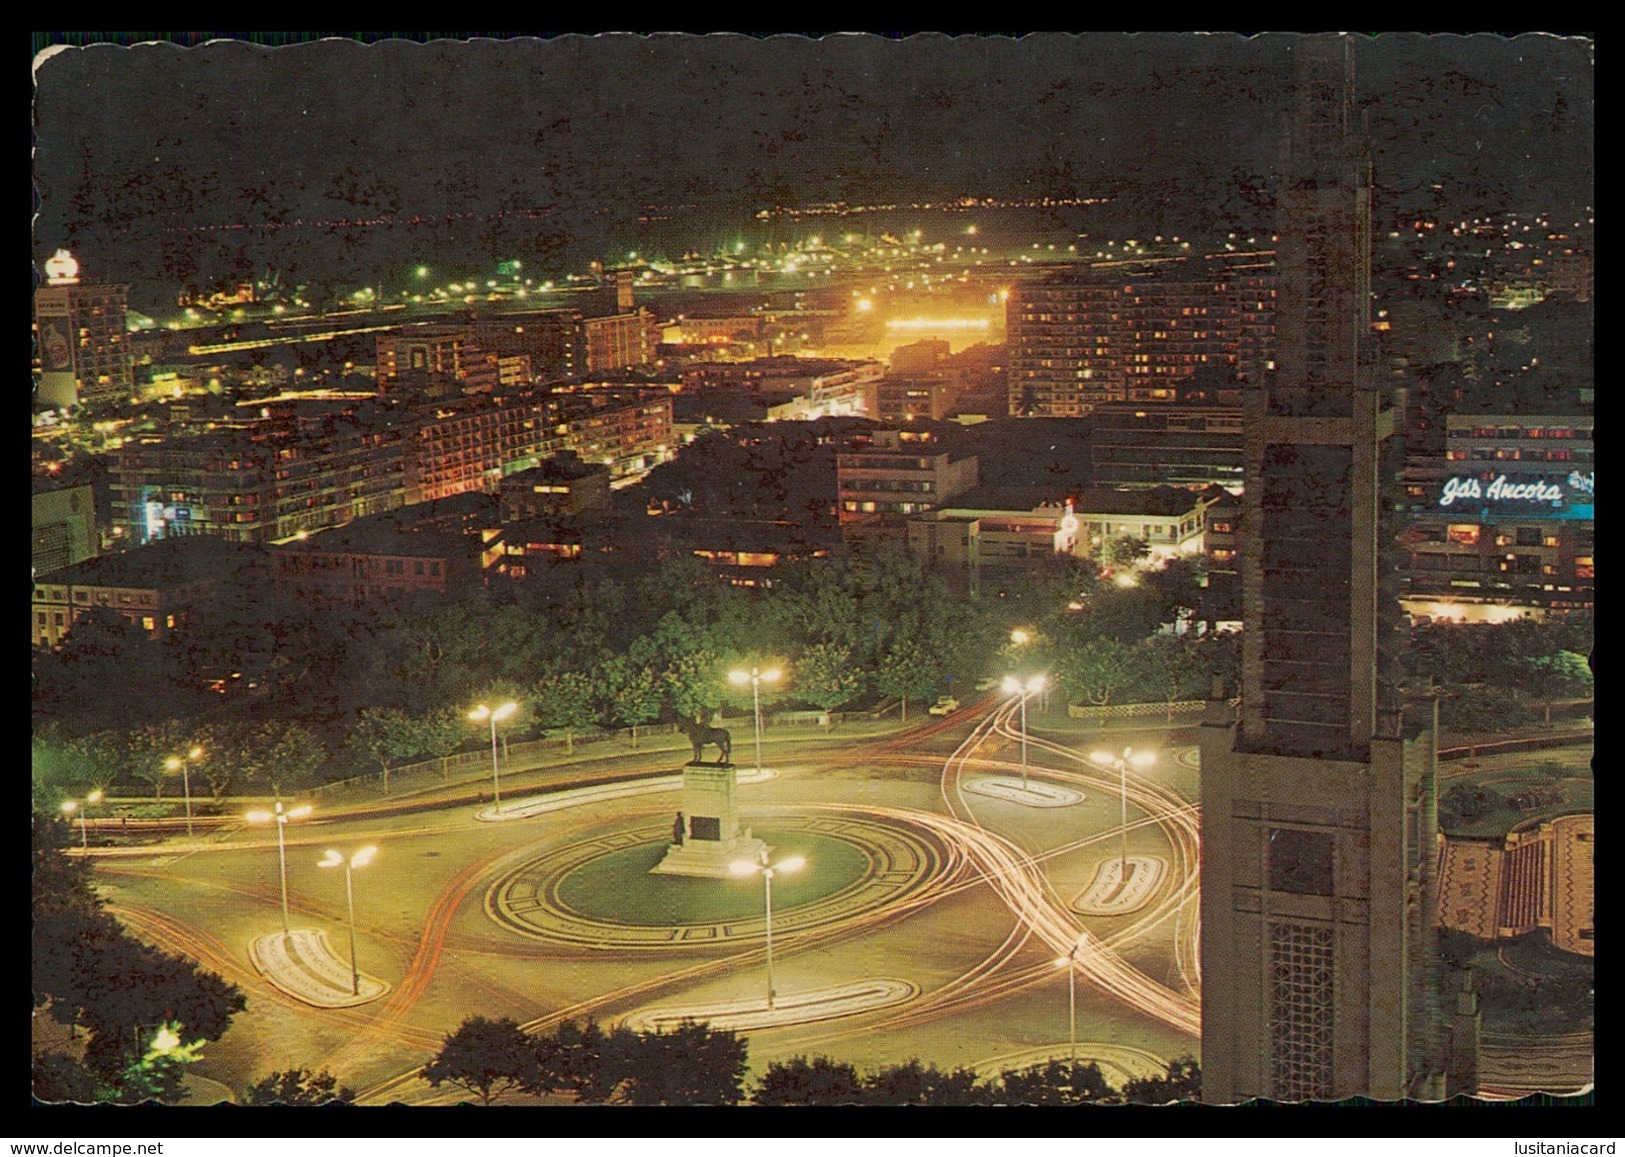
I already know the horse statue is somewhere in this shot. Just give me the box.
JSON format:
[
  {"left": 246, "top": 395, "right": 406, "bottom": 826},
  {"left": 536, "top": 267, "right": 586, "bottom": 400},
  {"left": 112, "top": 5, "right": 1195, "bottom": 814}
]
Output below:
[{"left": 676, "top": 715, "right": 731, "bottom": 764}]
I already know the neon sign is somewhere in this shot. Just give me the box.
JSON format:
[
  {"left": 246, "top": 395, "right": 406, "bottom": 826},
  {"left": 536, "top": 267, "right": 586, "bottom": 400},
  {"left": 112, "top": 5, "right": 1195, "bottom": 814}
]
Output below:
[
  {"left": 1439, "top": 475, "right": 1564, "bottom": 507},
  {"left": 1434, "top": 472, "right": 1594, "bottom": 521}
]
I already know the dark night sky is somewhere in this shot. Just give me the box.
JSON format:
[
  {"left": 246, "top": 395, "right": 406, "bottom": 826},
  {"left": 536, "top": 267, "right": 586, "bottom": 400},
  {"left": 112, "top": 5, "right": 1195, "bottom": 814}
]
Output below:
[{"left": 31, "top": 32, "right": 1593, "bottom": 293}]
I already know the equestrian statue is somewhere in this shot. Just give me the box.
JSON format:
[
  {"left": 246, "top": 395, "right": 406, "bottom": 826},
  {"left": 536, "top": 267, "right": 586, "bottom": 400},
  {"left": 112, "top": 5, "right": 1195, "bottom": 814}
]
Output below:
[{"left": 676, "top": 715, "right": 731, "bottom": 765}]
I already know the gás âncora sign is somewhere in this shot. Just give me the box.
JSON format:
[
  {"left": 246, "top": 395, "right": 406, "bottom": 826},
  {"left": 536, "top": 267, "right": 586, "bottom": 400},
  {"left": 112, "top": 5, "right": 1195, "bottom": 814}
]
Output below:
[{"left": 1439, "top": 474, "right": 1566, "bottom": 508}]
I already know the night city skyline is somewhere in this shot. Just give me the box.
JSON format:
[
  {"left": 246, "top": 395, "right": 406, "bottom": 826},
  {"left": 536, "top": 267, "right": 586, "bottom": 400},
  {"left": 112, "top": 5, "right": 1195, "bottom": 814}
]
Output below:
[
  {"left": 34, "top": 33, "right": 1593, "bottom": 304},
  {"left": 32, "top": 32, "right": 1592, "bottom": 1114}
]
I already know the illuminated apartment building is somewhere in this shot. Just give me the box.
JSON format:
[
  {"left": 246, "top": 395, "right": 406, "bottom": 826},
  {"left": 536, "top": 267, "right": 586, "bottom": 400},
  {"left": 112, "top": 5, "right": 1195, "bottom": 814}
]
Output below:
[
  {"left": 1404, "top": 407, "right": 1593, "bottom": 610},
  {"left": 1006, "top": 254, "right": 1275, "bottom": 417},
  {"left": 110, "top": 417, "right": 408, "bottom": 545},
  {"left": 582, "top": 311, "right": 661, "bottom": 372},
  {"left": 836, "top": 429, "right": 978, "bottom": 527},
  {"left": 34, "top": 250, "right": 133, "bottom": 409}
]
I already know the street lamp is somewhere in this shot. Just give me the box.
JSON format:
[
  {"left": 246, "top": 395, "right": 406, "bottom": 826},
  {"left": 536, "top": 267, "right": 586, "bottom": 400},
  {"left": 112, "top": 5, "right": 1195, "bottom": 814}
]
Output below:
[
  {"left": 469, "top": 702, "right": 519, "bottom": 810},
  {"left": 60, "top": 790, "right": 103, "bottom": 851},
  {"left": 728, "top": 667, "right": 782, "bottom": 773},
  {"left": 731, "top": 849, "right": 805, "bottom": 1010},
  {"left": 1001, "top": 674, "right": 1048, "bottom": 790},
  {"left": 318, "top": 845, "right": 377, "bottom": 996},
  {"left": 164, "top": 747, "right": 203, "bottom": 839},
  {"left": 1010, "top": 628, "right": 1032, "bottom": 646},
  {"left": 1091, "top": 746, "right": 1157, "bottom": 876},
  {"left": 1054, "top": 932, "right": 1088, "bottom": 1063},
  {"left": 246, "top": 801, "right": 314, "bottom": 938}
]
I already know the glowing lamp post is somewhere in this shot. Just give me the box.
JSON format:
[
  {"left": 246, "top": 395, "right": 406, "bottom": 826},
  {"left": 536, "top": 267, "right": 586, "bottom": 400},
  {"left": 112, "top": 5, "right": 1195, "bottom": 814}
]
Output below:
[
  {"left": 469, "top": 702, "right": 519, "bottom": 810},
  {"left": 731, "top": 849, "right": 805, "bottom": 1010},
  {"left": 165, "top": 746, "right": 204, "bottom": 838},
  {"left": 60, "top": 790, "right": 103, "bottom": 851},
  {"left": 1001, "top": 674, "right": 1048, "bottom": 790},
  {"left": 728, "top": 667, "right": 781, "bottom": 773},
  {"left": 1054, "top": 933, "right": 1088, "bottom": 1063},
  {"left": 318, "top": 846, "right": 377, "bottom": 996},
  {"left": 1091, "top": 746, "right": 1157, "bottom": 876},
  {"left": 246, "top": 801, "right": 313, "bottom": 937}
]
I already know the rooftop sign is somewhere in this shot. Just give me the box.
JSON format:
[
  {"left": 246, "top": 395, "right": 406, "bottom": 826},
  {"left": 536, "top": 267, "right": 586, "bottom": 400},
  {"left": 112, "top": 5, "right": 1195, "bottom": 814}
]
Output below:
[{"left": 1435, "top": 471, "right": 1594, "bottom": 521}]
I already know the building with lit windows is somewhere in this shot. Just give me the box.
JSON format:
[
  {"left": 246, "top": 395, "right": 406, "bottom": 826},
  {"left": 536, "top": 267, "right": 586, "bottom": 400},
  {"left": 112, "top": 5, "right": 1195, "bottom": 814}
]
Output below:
[
  {"left": 836, "top": 429, "right": 977, "bottom": 528},
  {"left": 32, "top": 536, "right": 262, "bottom": 648},
  {"left": 469, "top": 309, "right": 582, "bottom": 381},
  {"left": 110, "top": 416, "right": 408, "bottom": 546},
  {"left": 498, "top": 453, "right": 612, "bottom": 520},
  {"left": 1199, "top": 39, "right": 1451, "bottom": 1104},
  {"left": 907, "top": 486, "right": 1212, "bottom": 592},
  {"left": 271, "top": 523, "right": 489, "bottom": 607},
  {"left": 1091, "top": 392, "right": 1245, "bottom": 488},
  {"left": 864, "top": 374, "right": 962, "bottom": 422},
  {"left": 404, "top": 392, "right": 673, "bottom": 503},
  {"left": 1007, "top": 275, "right": 1124, "bottom": 415},
  {"left": 1403, "top": 408, "right": 1593, "bottom": 610},
  {"left": 544, "top": 392, "right": 675, "bottom": 477},
  {"left": 375, "top": 324, "right": 472, "bottom": 394},
  {"left": 1006, "top": 253, "right": 1274, "bottom": 417},
  {"left": 34, "top": 250, "right": 133, "bottom": 409},
  {"left": 582, "top": 310, "right": 661, "bottom": 372}
]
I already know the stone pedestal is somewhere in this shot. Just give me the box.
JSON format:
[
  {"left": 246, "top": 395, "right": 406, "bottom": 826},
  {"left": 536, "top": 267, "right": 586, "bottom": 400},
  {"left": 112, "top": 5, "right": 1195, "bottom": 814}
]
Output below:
[{"left": 650, "top": 762, "right": 769, "bottom": 878}]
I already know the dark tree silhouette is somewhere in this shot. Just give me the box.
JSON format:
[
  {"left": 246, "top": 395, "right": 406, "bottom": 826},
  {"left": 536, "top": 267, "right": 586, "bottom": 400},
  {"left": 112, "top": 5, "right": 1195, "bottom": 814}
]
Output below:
[
  {"left": 32, "top": 811, "right": 245, "bottom": 1096},
  {"left": 619, "top": 1020, "right": 749, "bottom": 1106},
  {"left": 753, "top": 1055, "right": 865, "bottom": 1105},
  {"left": 242, "top": 1068, "right": 356, "bottom": 1106},
  {"left": 421, "top": 1016, "right": 540, "bottom": 1106},
  {"left": 992, "top": 1059, "right": 1114, "bottom": 1105},
  {"left": 1119, "top": 1057, "right": 1203, "bottom": 1104},
  {"left": 32, "top": 1052, "right": 105, "bottom": 1104},
  {"left": 859, "top": 1059, "right": 987, "bottom": 1106},
  {"left": 531, "top": 1019, "right": 638, "bottom": 1104}
]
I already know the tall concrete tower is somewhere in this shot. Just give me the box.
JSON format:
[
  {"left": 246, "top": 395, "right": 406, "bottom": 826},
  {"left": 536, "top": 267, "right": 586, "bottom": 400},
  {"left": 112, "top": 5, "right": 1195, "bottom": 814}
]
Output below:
[{"left": 1198, "top": 36, "right": 1444, "bottom": 1102}]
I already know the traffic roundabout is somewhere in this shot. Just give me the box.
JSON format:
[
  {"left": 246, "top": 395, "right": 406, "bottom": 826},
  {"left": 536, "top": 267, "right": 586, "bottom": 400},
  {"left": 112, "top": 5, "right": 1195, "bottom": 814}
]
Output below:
[{"left": 485, "top": 807, "right": 950, "bottom": 950}]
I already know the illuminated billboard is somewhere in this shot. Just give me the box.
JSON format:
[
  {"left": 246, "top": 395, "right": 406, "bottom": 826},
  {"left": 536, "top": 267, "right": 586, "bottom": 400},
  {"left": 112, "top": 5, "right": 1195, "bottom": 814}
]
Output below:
[{"left": 1434, "top": 470, "right": 1594, "bottom": 521}]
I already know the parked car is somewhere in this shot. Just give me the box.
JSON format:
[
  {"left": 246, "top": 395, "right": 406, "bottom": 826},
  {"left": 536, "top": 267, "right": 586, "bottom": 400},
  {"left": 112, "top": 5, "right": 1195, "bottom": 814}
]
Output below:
[{"left": 928, "top": 696, "right": 960, "bottom": 716}]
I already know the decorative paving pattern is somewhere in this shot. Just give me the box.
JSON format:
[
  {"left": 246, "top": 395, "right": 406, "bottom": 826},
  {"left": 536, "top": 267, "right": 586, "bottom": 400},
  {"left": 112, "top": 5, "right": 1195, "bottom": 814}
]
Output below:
[
  {"left": 485, "top": 810, "right": 946, "bottom": 950},
  {"left": 1072, "top": 856, "right": 1167, "bottom": 916},
  {"left": 1438, "top": 839, "right": 1504, "bottom": 940},
  {"left": 624, "top": 979, "right": 917, "bottom": 1033},
  {"left": 248, "top": 929, "right": 389, "bottom": 1008},
  {"left": 1480, "top": 1030, "right": 1594, "bottom": 1097},
  {"left": 964, "top": 777, "right": 1084, "bottom": 807},
  {"left": 1548, "top": 813, "right": 1594, "bottom": 956}
]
